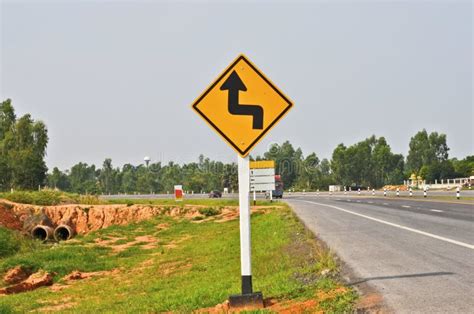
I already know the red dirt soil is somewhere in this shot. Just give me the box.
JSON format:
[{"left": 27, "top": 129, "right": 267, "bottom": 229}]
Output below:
[
  {"left": 0, "top": 199, "right": 275, "bottom": 235},
  {"left": 0, "top": 270, "right": 53, "bottom": 295},
  {"left": 3, "top": 266, "right": 32, "bottom": 285}
]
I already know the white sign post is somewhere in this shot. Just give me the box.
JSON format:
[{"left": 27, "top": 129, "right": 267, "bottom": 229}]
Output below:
[{"left": 237, "top": 156, "right": 254, "bottom": 296}]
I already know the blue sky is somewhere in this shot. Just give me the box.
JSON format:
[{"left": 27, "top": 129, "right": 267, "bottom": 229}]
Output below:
[{"left": 1, "top": 0, "right": 472, "bottom": 169}]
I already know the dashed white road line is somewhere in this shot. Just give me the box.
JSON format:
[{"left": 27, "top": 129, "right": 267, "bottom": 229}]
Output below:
[
  {"left": 301, "top": 200, "right": 474, "bottom": 250},
  {"left": 402, "top": 205, "right": 411, "bottom": 208},
  {"left": 383, "top": 203, "right": 389, "bottom": 206},
  {"left": 368, "top": 201, "right": 374, "bottom": 204},
  {"left": 430, "top": 209, "right": 444, "bottom": 213}
]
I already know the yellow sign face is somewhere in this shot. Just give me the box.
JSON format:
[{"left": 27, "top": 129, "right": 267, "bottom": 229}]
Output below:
[
  {"left": 250, "top": 160, "right": 275, "bottom": 169},
  {"left": 191, "top": 54, "right": 293, "bottom": 157}
]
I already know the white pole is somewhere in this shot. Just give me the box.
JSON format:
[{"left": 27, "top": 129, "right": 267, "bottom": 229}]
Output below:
[
  {"left": 383, "top": 188, "right": 387, "bottom": 197},
  {"left": 253, "top": 190, "right": 256, "bottom": 206},
  {"left": 238, "top": 155, "right": 252, "bottom": 294},
  {"left": 269, "top": 190, "right": 273, "bottom": 202},
  {"left": 456, "top": 186, "right": 460, "bottom": 199}
]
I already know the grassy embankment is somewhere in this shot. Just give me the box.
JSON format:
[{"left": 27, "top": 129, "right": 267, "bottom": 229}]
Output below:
[{"left": 0, "top": 193, "right": 356, "bottom": 313}]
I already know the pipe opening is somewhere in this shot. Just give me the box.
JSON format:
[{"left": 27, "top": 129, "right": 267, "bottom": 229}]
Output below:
[
  {"left": 54, "top": 225, "right": 74, "bottom": 241},
  {"left": 32, "top": 226, "right": 50, "bottom": 241}
]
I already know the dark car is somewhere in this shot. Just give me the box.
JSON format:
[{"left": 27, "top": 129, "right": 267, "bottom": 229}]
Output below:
[{"left": 208, "top": 190, "right": 222, "bottom": 198}]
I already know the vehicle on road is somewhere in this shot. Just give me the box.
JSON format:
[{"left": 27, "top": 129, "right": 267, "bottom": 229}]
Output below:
[
  {"left": 272, "top": 175, "right": 284, "bottom": 198},
  {"left": 208, "top": 190, "right": 222, "bottom": 198}
]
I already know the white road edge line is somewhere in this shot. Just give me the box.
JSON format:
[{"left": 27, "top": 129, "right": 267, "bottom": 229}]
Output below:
[{"left": 301, "top": 200, "right": 474, "bottom": 250}]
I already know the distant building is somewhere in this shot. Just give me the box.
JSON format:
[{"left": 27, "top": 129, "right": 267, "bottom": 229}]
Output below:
[{"left": 329, "top": 185, "right": 342, "bottom": 192}]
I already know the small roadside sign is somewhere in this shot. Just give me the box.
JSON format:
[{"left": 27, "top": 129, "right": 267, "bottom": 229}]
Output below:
[
  {"left": 191, "top": 55, "right": 293, "bottom": 157},
  {"left": 250, "top": 160, "right": 276, "bottom": 192},
  {"left": 174, "top": 185, "right": 183, "bottom": 201}
]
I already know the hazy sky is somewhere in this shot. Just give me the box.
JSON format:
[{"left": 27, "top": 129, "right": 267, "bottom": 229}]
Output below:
[{"left": 1, "top": 0, "right": 472, "bottom": 170}]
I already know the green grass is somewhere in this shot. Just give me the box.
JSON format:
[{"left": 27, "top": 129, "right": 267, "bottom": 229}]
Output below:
[
  {"left": 105, "top": 198, "right": 278, "bottom": 207},
  {"left": 0, "top": 190, "right": 280, "bottom": 207},
  {"left": 0, "top": 227, "right": 42, "bottom": 259},
  {"left": 0, "top": 190, "right": 104, "bottom": 206},
  {"left": 0, "top": 228, "right": 21, "bottom": 258},
  {"left": 0, "top": 203, "right": 356, "bottom": 312}
]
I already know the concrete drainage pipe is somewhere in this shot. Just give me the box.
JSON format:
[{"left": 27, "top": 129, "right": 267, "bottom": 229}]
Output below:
[
  {"left": 53, "top": 224, "right": 75, "bottom": 241},
  {"left": 31, "top": 225, "right": 54, "bottom": 241}
]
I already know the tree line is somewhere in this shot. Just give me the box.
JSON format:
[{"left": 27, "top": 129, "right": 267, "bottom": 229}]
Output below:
[{"left": 1, "top": 99, "right": 472, "bottom": 193}]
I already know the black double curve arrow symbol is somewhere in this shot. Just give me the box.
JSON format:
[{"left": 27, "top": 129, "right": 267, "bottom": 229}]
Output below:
[{"left": 220, "top": 71, "right": 264, "bottom": 130}]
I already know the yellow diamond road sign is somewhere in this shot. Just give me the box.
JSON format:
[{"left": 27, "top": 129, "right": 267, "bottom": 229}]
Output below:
[{"left": 191, "top": 54, "right": 293, "bottom": 157}]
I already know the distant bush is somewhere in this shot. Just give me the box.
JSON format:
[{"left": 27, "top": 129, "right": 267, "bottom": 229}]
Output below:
[
  {"left": 77, "top": 194, "right": 105, "bottom": 205},
  {"left": 198, "top": 207, "right": 221, "bottom": 217},
  {"left": 0, "top": 190, "right": 103, "bottom": 205},
  {"left": 0, "top": 227, "right": 21, "bottom": 258},
  {"left": 0, "top": 190, "right": 62, "bottom": 205}
]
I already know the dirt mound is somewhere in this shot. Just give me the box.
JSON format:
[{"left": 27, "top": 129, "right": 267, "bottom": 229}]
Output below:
[
  {"left": 1, "top": 199, "right": 276, "bottom": 236},
  {"left": 0, "top": 202, "right": 23, "bottom": 230},
  {"left": 383, "top": 185, "right": 408, "bottom": 191},
  {"left": 198, "top": 298, "right": 320, "bottom": 313},
  {"left": 198, "top": 286, "right": 350, "bottom": 313},
  {"left": 3, "top": 266, "right": 32, "bottom": 285},
  {"left": 62, "top": 269, "right": 118, "bottom": 281},
  {"left": 0, "top": 200, "right": 203, "bottom": 235},
  {"left": 0, "top": 270, "right": 53, "bottom": 295}
]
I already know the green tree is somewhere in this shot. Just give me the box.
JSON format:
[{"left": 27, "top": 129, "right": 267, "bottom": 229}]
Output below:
[
  {"left": 294, "top": 152, "right": 320, "bottom": 190},
  {"left": 99, "top": 158, "right": 119, "bottom": 194},
  {"left": 47, "top": 167, "right": 70, "bottom": 190},
  {"left": 69, "top": 163, "right": 99, "bottom": 194},
  {"left": 407, "top": 129, "right": 449, "bottom": 176},
  {"left": 331, "top": 136, "right": 404, "bottom": 188},
  {"left": 263, "top": 141, "right": 300, "bottom": 188},
  {"left": 331, "top": 144, "right": 348, "bottom": 186},
  {"left": 0, "top": 100, "right": 49, "bottom": 190},
  {"left": 121, "top": 164, "right": 137, "bottom": 194},
  {"left": 452, "top": 156, "right": 474, "bottom": 177}
]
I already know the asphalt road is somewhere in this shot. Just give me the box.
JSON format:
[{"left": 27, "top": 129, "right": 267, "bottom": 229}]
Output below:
[
  {"left": 286, "top": 195, "right": 474, "bottom": 313},
  {"left": 101, "top": 189, "right": 474, "bottom": 201}
]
